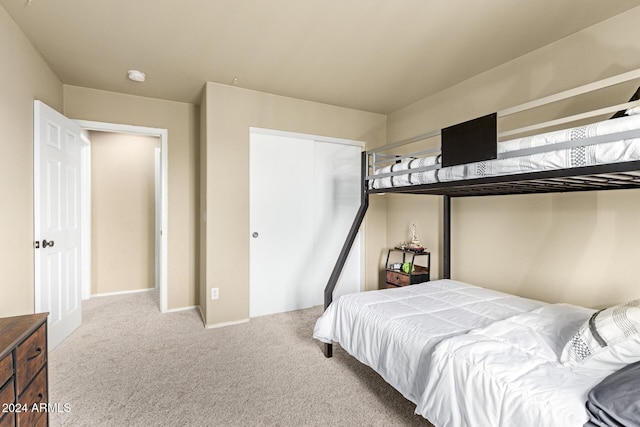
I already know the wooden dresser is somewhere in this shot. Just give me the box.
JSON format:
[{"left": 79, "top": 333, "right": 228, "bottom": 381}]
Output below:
[{"left": 0, "top": 313, "right": 48, "bottom": 427}]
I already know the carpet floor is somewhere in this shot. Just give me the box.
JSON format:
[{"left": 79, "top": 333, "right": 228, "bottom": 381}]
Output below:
[{"left": 48, "top": 291, "right": 433, "bottom": 426}]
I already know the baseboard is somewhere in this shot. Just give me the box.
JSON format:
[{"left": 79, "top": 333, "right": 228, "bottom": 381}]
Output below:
[
  {"left": 194, "top": 306, "right": 249, "bottom": 329},
  {"left": 165, "top": 305, "right": 198, "bottom": 313},
  {"left": 91, "top": 288, "right": 155, "bottom": 298},
  {"left": 204, "top": 318, "right": 249, "bottom": 329}
]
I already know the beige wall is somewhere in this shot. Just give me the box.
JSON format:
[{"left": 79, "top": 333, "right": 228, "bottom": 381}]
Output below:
[
  {"left": 5, "top": 0, "right": 637, "bottom": 321},
  {"left": 386, "top": 7, "right": 640, "bottom": 308},
  {"left": 203, "top": 83, "right": 387, "bottom": 326},
  {"left": 0, "top": 7, "right": 63, "bottom": 317},
  {"left": 90, "top": 132, "right": 158, "bottom": 295},
  {"left": 64, "top": 86, "right": 200, "bottom": 310}
]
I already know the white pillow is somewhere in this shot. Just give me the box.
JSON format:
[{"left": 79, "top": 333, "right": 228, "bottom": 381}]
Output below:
[
  {"left": 560, "top": 299, "right": 640, "bottom": 370},
  {"left": 625, "top": 106, "right": 640, "bottom": 116}
]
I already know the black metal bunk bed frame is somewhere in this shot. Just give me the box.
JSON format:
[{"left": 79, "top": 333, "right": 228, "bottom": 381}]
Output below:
[{"left": 322, "top": 69, "right": 640, "bottom": 358}]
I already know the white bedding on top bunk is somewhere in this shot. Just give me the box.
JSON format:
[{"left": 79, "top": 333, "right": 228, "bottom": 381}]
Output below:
[
  {"left": 416, "top": 303, "right": 615, "bottom": 427},
  {"left": 371, "top": 114, "right": 640, "bottom": 189},
  {"left": 312, "top": 279, "right": 544, "bottom": 405}
]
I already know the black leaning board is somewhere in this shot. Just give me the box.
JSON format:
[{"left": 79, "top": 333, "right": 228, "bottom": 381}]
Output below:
[{"left": 441, "top": 112, "right": 497, "bottom": 167}]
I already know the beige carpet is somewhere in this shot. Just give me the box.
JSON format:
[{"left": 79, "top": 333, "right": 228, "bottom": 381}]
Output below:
[{"left": 48, "top": 291, "right": 433, "bottom": 426}]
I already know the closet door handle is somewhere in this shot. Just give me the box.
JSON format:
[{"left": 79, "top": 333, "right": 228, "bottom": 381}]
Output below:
[
  {"left": 42, "top": 239, "right": 55, "bottom": 248},
  {"left": 252, "top": 232, "right": 259, "bottom": 238}
]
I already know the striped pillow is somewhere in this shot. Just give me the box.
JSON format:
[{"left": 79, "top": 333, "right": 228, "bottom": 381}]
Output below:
[{"left": 560, "top": 299, "right": 640, "bottom": 370}]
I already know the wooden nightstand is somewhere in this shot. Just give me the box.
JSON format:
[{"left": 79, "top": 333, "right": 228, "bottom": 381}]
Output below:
[{"left": 385, "top": 248, "right": 430, "bottom": 289}]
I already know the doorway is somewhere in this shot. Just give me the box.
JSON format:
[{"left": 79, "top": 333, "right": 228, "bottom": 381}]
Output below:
[
  {"left": 77, "top": 121, "right": 169, "bottom": 313},
  {"left": 88, "top": 131, "right": 160, "bottom": 298}
]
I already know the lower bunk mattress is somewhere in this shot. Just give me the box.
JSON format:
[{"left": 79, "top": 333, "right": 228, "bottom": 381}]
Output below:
[{"left": 313, "top": 279, "right": 544, "bottom": 405}]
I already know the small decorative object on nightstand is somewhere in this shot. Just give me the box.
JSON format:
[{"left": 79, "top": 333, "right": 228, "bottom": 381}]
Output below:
[{"left": 385, "top": 248, "right": 430, "bottom": 289}]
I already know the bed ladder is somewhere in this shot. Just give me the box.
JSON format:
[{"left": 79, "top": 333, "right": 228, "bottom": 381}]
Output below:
[{"left": 323, "top": 151, "right": 369, "bottom": 358}]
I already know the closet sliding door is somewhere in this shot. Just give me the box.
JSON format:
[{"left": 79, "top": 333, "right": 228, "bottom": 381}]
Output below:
[{"left": 249, "top": 129, "right": 362, "bottom": 318}]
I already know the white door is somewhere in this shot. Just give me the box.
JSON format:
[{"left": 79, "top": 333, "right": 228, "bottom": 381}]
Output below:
[
  {"left": 249, "top": 130, "right": 362, "bottom": 317},
  {"left": 34, "top": 100, "right": 82, "bottom": 349}
]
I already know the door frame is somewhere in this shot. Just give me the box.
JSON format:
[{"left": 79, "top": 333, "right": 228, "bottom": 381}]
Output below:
[
  {"left": 75, "top": 120, "right": 169, "bottom": 313},
  {"left": 250, "top": 127, "right": 366, "bottom": 148},
  {"left": 80, "top": 130, "right": 92, "bottom": 301}
]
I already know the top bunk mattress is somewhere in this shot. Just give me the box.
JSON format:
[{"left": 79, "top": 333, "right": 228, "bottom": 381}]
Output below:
[
  {"left": 313, "top": 279, "right": 544, "bottom": 405},
  {"left": 370, "top": 113, "right": 640, "bottom": 190}
]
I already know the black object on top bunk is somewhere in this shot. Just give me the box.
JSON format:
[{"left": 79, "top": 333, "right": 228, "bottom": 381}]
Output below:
[
  {"left": 441, "top": 112, "right": 497, "bottom": 167},
  {"left": 610, "top": 85, "right": 640, "bottom": 119}
]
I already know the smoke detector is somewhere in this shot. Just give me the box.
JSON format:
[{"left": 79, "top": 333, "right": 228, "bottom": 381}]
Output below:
[{"left": 127, "top": 70, "right": 146, "bottom": 83}]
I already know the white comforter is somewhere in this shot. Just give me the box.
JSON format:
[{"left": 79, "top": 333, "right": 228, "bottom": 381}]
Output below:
[
  {"left": 417, "top": 303, "right": 615, "bottom": 427},
  {"left": 313, "top": 280, "right": 543, "bottom": 405}
]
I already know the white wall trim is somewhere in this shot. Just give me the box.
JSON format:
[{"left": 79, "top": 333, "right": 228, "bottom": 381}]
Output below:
[
  {"left": 165, "top": 305, "right": 198, "bottom": 313},
  {"left": 249, "top": 126, "right": 365, "bottom": 148},
  {"left": 74, "top": 120, "right": 169, "bottom": 314},
  {"left": 204, "top": 318, "right": 250, "bottom": 329},
  {"left": 80, "top": 131, "right": 92, "bottom": 301},
  {"left": 91, "top": 288, "right": 155, "bottom": 298}
]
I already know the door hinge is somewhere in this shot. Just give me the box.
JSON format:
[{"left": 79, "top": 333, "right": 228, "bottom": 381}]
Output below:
[{"left": 34, "top": 241, "right": 40, "bottom": 249}]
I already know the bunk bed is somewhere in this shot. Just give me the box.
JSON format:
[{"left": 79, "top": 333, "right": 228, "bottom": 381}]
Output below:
[{"left": 314, "top": 69, "right": 640, "bottom": 426}]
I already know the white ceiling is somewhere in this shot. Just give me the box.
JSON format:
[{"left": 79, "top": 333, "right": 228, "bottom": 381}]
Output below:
[{"left": 3, "top": 0, "right": 640, "bottom": 113}]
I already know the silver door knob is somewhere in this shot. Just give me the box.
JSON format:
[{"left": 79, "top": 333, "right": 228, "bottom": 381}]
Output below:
[{"left": 252, "top": 232, "right": 259, "bottom": 238}]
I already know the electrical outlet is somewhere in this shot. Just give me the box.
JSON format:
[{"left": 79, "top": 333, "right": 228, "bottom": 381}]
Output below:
[{"left": 211, "top": 288, "right": 219, "bottom": 300}]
